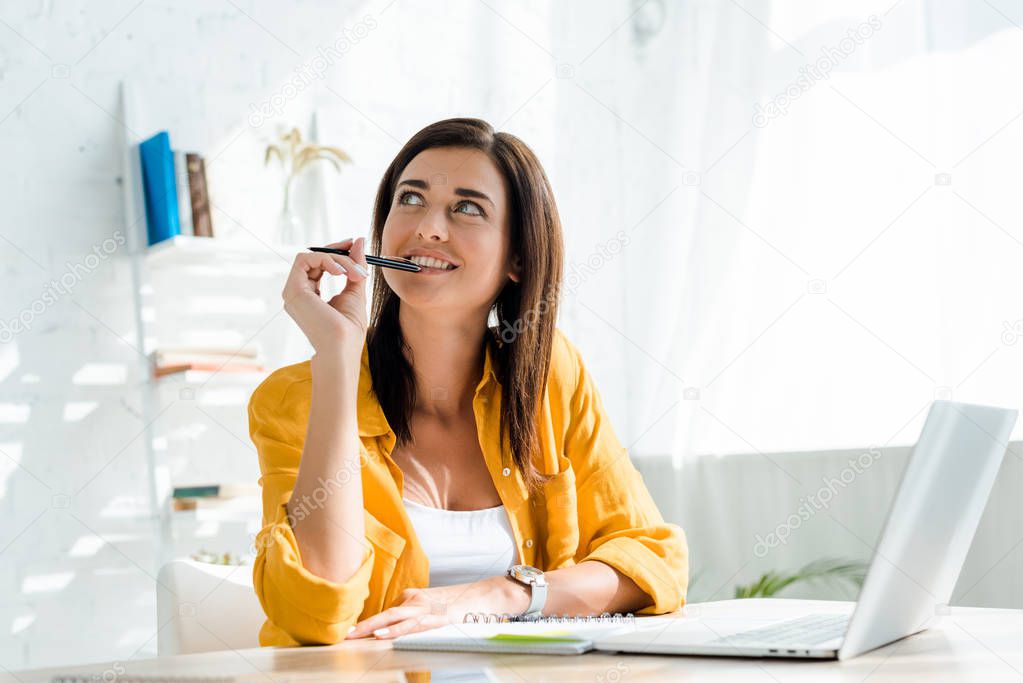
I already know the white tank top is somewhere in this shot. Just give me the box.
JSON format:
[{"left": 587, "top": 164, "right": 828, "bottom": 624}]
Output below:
[{"left": 402, "top": 498, "right": 519, "bottom": 587}]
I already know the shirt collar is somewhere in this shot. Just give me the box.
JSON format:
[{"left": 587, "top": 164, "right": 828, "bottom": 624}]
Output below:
[
  {"left": 357, "top": 341, "right": 389, "bottom": 438},
  {"left": 476, "top": 332, "right": 501, "bottom": 394},
  {"left": 357, "top": 333, "right": 500, "bottom": 438}
]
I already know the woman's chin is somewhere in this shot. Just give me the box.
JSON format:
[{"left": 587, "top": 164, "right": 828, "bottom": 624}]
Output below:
[
  {"left": 394, "top": 287, "right": 493, "bottom": 314},
  {"left": 384, "top": 269, "right": 454, "bottom": 291},
  {"left": 392, "top": 287, "right": 455, "bottom": 308}
]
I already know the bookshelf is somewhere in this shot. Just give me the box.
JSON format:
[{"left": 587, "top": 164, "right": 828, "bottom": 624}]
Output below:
[{"left": 117, "top": 81, "right": 308, "bottom": 566}]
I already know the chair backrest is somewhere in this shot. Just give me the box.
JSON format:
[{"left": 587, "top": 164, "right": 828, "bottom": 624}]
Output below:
[{"left": 156, "top": 558, "right": 264, "bottom": 655}]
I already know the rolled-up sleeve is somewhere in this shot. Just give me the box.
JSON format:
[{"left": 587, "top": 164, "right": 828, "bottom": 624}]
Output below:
[
  {"left": 248, "top": 376, "right": 372, "bottom": 645},
  {"left": 562, "top": 337, "right": 689, "bottom": 614}
]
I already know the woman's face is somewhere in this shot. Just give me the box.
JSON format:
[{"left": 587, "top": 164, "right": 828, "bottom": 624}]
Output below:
[{"left": 381, "top": 146, "right": 520, "bottom": 314}]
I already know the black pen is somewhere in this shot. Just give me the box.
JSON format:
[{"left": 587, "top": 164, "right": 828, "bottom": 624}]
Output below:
[{"left": 308, "top": 246, "right": 422, "bottom": 272}]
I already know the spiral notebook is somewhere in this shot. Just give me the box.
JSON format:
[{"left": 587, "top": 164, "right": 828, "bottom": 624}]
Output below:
[{"left": 393, "top": 612, "right": 639, "bottom": 655}]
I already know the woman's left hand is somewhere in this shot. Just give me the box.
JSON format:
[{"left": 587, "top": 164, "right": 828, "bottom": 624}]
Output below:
[{"left": 346, "top": 575, "right": 530, "bottom": 640}]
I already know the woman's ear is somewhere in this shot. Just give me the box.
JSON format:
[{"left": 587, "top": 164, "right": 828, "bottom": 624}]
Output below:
[{"left": 508, "top": 253, "right": 522, "bottom": 283}]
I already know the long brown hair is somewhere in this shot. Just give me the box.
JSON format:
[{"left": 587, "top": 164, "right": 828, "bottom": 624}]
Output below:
[{"left": 367, "top": 118, "right": 564, "bottom": 489}]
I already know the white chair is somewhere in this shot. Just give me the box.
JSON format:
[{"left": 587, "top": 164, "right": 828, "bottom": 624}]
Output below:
[{"left": 156, "top": 558, "right": 265, "bottom": 655}]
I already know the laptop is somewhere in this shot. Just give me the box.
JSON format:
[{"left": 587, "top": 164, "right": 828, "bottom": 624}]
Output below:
[{"left": 597, "top": 400, "right": 1018, "bottom": 660}]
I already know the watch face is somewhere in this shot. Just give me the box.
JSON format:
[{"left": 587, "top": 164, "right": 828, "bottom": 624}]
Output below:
[{"left": 511, "top": 564, "right": 542, "bottom": 580}]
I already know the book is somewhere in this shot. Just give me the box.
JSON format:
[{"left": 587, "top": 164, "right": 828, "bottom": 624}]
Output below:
[
  {"left": 173, "top": 483, "right": 260, "bottom": 499},
  {"left": 173, "top": 150, "right": 194, "bottom": 237},
  {"left": 153, "top": 361, "right": 266, "bottom": 378},
  {"left": 171, "top": 483, "right": 261, "bottom": 511},
  {"left": 139, "top": 131, "right": 180, "bottom": 246},
  {"left": 150, "top": 346, "right": 266, "bottom": 377},
  {"left": 171, "top": 482, "right": 261, "bottom": 509},
  {"left": 393, "top": 614, "right": 638, "bottom": 655},
  {"left": 153, "top": 351, "right": 263, "bottom": 366},
  {"left": 186, "top": 153, "right": 213, "bottom": 237},
  {"left": 153, "top": 344, "right": 261, "bottom": 358}
]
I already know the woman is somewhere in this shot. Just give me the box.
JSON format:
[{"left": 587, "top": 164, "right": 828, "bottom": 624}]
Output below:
[{"left": 249, "top": 118, "right": 688, "bottom": 646}]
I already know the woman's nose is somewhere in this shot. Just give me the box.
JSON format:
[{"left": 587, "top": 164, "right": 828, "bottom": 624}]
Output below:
[{"left": 417, "top": 210, "right": 449, "bottom": 241}]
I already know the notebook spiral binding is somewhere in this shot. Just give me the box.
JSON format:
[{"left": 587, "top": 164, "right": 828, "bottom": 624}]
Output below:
[
  {"left": 463, "top": 611, "right": 635, "bottom": 624},
  {"left": 52, "top": 677, "right": 235, "bottom": 683}
]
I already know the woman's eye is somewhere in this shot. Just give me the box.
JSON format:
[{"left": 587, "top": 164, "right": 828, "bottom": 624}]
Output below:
[
  {"left": 455, "top": 201, "right": 484, "bottom": 217},
  {"left": 398, "top": 190, "right": 424, "bottom": 206}
]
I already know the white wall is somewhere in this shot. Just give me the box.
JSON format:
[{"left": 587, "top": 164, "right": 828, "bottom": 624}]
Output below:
[
  {"left": 0, "top": 0, "right": 379, "bottom": 670},
  {"left": 637, "top": 440, "right": 1023, "bottom": 609}
]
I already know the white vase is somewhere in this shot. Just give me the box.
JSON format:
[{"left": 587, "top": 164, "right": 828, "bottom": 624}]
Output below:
[{"left": 276, "top": 175, "right": 303, "bottom": 246}]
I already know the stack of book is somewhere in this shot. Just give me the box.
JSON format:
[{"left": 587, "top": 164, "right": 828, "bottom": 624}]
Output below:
[
  {"left": 150, "top": 345, "right": 266, "bottom": 378},
  {"left": 171, "top": 483, "right": 261, "bottom": 512},
  {"left": 139, "top": 130, "right": 214, "bottom": 246}
]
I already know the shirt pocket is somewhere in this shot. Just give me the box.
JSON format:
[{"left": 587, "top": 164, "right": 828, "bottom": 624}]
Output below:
[
  {"left": 363, "top": 510, "right": 407, "bottom": 615},
  {"left": 536, "top": 454, "right": 579, "bottom": 569}
]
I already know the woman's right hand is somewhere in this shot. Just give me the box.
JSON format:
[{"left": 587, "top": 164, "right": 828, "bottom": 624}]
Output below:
[{"left": 282, "top": 236, "right": 370, "bottom": 357}]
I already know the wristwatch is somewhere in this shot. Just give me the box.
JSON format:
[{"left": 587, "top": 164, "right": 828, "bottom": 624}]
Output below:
[{"left": 507, "top": 564, "right": 548, "bottom": 618}]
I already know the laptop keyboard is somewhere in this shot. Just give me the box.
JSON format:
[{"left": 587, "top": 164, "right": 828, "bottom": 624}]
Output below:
[{"left": 708, "top": 613, "right": 849, "bottom": 647}]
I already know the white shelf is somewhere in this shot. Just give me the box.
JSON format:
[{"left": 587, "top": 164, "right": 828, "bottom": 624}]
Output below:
[{"left": 145, "top": 235, "right": 306, "bottom": 270}]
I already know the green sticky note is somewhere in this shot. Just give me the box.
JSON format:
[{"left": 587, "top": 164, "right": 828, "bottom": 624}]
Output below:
[{"left": 487, "top": 630, "right": 583, "bottom": 643}]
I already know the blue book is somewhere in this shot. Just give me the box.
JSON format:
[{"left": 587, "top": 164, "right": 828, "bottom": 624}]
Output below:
[{"left": 139, "top": 131, "right": 180, "bottom": 246}]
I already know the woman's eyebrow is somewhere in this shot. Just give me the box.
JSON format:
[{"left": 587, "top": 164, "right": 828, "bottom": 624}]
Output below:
[
  {"left": 453, "top": 187, "right": 494, "bottom": 207},
  {"left": 397, "top": 178, "right": 495, "bottom": 207}
]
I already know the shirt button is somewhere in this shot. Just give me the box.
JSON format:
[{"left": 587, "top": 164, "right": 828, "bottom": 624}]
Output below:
[
  {"left": 502, "top": 467, "right": 511, "bottom": 477},
  {"left": 525, "top": 539, "right": 533, "bottom": 548}
]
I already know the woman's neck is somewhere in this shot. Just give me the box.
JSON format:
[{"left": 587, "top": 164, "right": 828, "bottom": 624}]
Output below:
[{"left": 399, "top": 304, "right": 488, "bottom": 419}]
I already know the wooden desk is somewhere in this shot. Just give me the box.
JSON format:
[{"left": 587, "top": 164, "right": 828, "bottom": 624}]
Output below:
[{"left": 10, "top": 600, "right": 1023, "bottom": 682}]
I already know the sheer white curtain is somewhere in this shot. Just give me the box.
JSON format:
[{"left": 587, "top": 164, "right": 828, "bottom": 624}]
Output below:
[
  {"left": 551, "top": 0, "right": 1023, "bottom": 462},
  {"left": 544, "top": 0, "right": 1023, "bottom": 604},
  {"left": 549, "top": 0, "right": 768, "bottom": 460}
]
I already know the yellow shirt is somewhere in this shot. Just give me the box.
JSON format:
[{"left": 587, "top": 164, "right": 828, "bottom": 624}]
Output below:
[{"left": 248, "top": 328, "right": 689, "bottom": 646}]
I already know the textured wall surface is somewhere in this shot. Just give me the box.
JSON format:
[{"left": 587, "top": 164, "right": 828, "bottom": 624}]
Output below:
[
  {"left": 0, "top": 0, "right": 593, "bottom": 669},
  {"left": 0, "top": 0, "right": 386, "bottom": 669}
]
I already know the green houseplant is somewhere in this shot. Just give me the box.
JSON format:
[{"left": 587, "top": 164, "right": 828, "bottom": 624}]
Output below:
[{"left": 734, "top": 558, "right": 867, "bottom": 599}]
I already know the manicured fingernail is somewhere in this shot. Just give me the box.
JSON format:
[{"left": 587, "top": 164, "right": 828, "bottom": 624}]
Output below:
[
  {"left": 353, "top": 263, "right": 369, "bottom": 277},
  {"left": 347, "top": 625, "right": 356, "bottom": 635},
  {"left": 373, "top": 627, "right": 390, "bottom": 637}
]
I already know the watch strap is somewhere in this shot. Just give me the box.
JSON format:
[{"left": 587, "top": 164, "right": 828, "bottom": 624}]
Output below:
[
  {"left": 508, "top": 564, "right": 548, "bottom": 618},
  {"left": 524, "top": 578, "right": 547, "bottom": 617}
]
